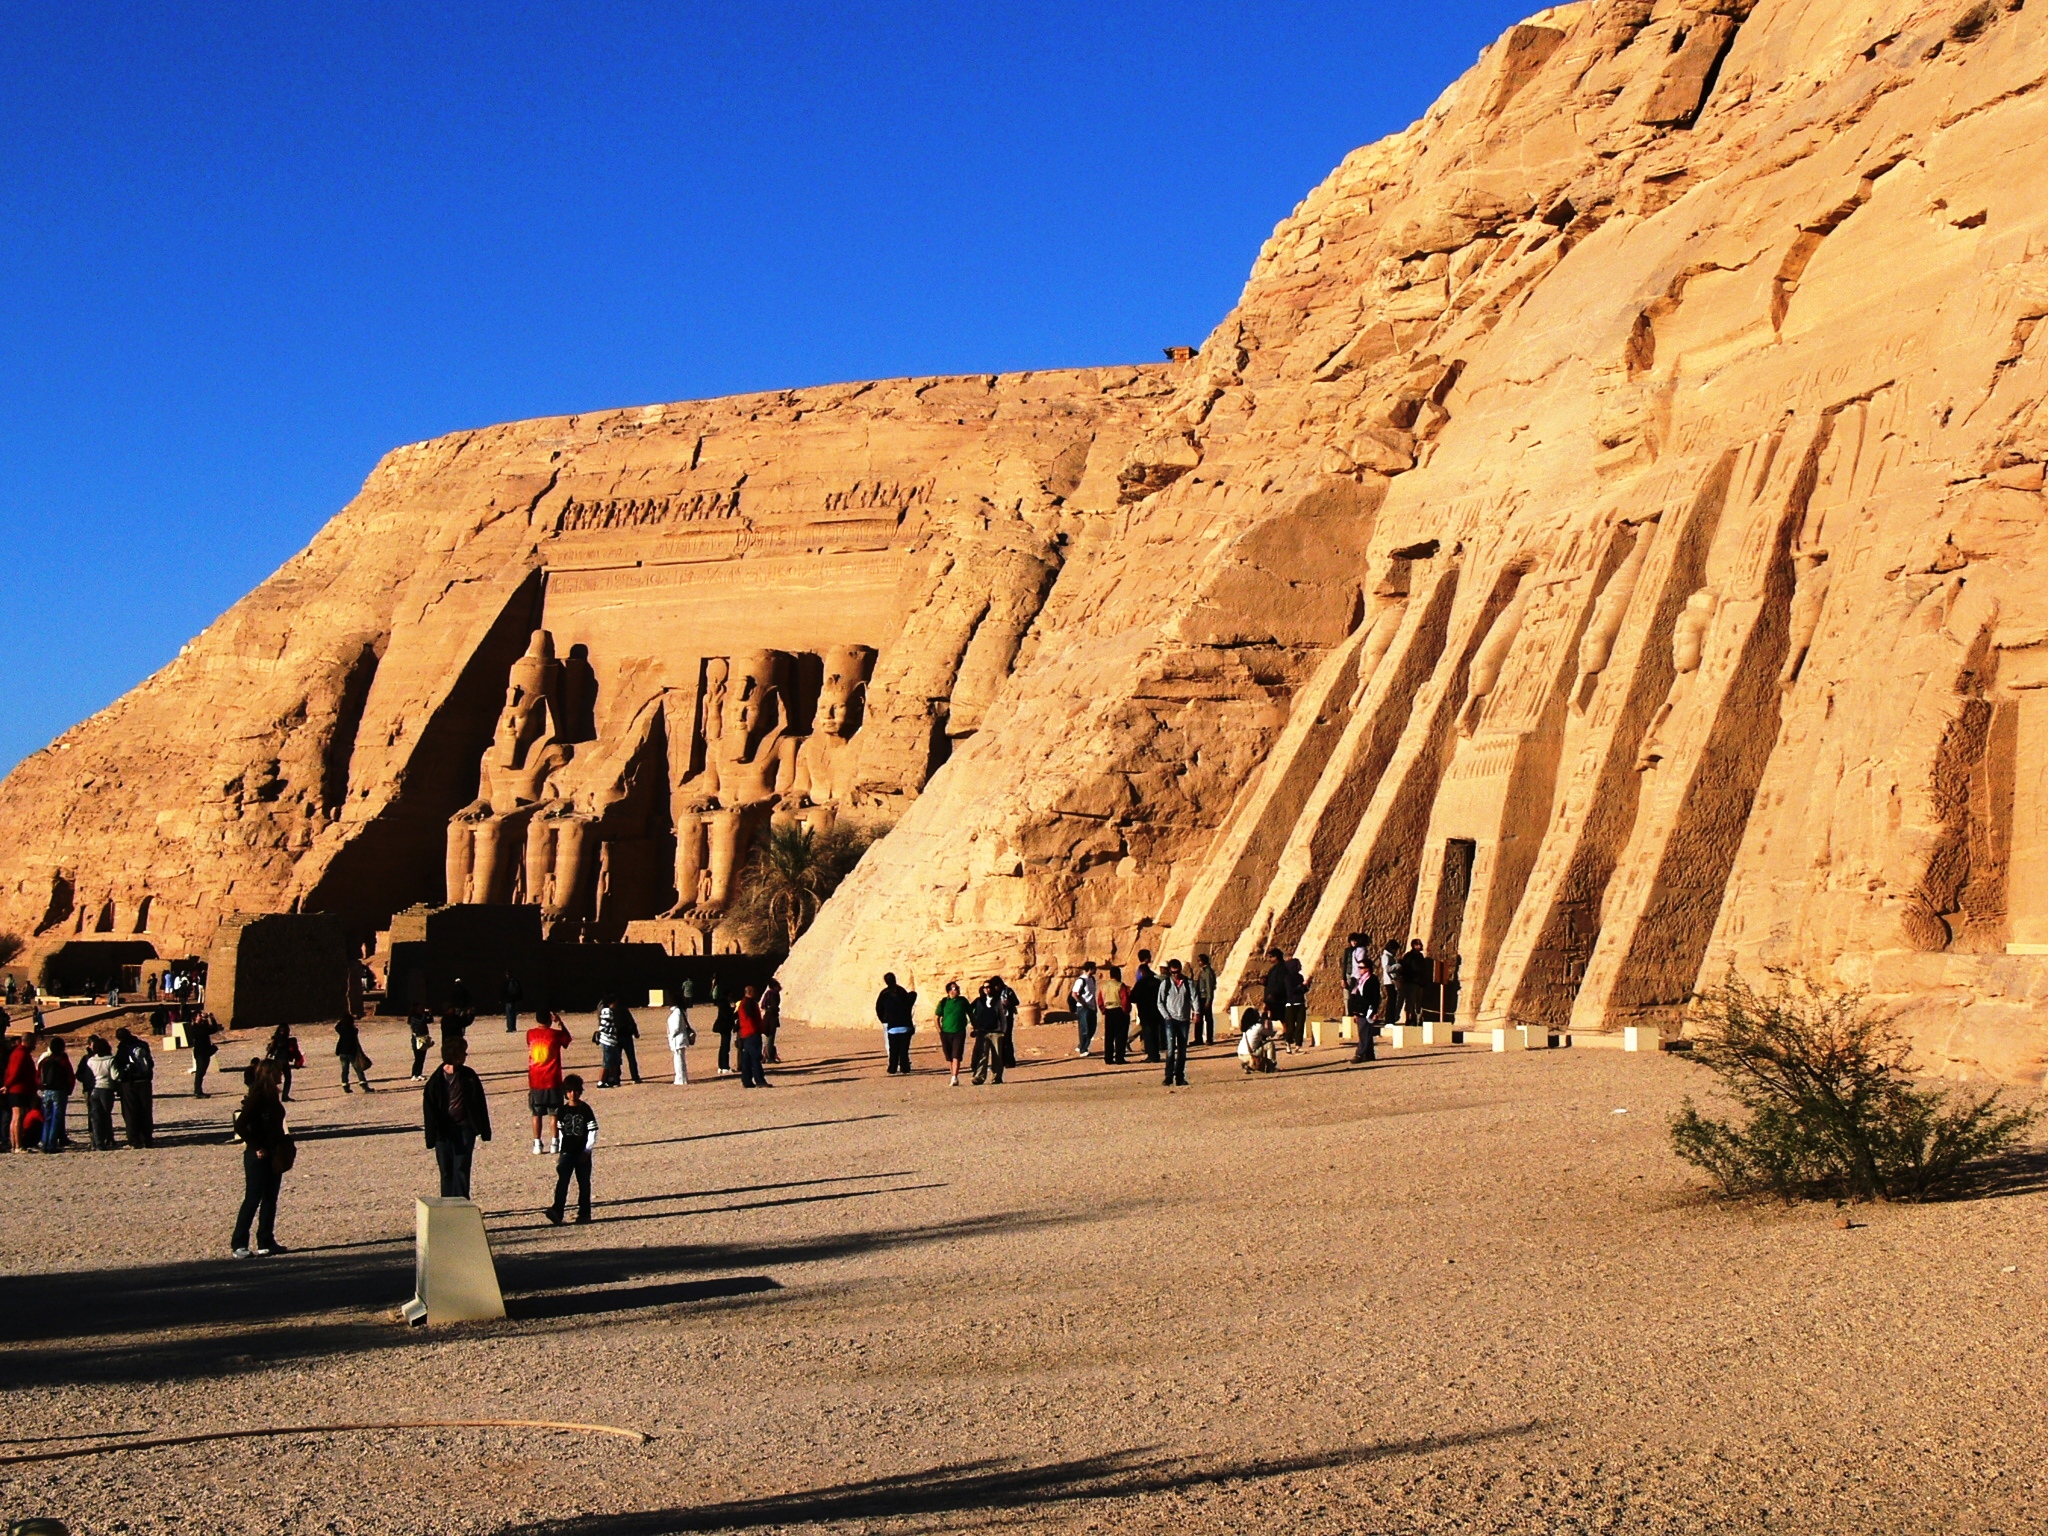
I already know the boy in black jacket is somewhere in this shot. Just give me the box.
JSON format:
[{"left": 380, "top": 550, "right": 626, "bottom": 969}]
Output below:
[{"left": 547, "top": 1075, "right": 598, "bottom": 1225}]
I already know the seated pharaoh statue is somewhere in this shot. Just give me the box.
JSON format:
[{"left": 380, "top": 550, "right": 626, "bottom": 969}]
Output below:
[
  {"left": 445, "top": 630, "right": 577, "bottom": 905},
  {"left": 671, "top": 650, "right": 794, "bottom": 917}
]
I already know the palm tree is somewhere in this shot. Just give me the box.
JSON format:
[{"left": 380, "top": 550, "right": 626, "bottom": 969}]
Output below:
[{"left": 741, "top": 824, "right": 870, "bottom": 952}]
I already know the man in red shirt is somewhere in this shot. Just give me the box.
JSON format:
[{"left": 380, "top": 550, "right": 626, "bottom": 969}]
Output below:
[
  {"left": 527, "top": 1012, "right": 574, "bottom": 1153},
  {"left": 3, "top": 1031, "right": 38, "bottom": 1151},
  {"left": 735, "top": 985, "right": 769, "bottom": 1089}
]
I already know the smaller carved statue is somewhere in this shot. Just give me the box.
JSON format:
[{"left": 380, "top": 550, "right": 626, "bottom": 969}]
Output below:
[
  {"left": 1636, "top": 589, "right": 1718, "bottom": 770},
  {"left": 1459, "top": 581, "right": 1532, "bottom": 736},
  {"left": 1778, "top": 548, "right": 1831, "bottom": 695},
  {"left": 1571, "top": 521, "right": 1655, "bottom": 713}
]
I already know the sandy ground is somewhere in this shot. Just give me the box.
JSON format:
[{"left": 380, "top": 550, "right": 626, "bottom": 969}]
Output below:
[{"left": 2, "top": 1013, "right": 2046, "bottom": 1535}]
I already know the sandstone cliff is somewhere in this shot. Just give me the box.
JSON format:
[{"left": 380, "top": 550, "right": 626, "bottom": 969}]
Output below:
[{"left": 9, "top": 0, "right": 2048, "bottom": 1080}]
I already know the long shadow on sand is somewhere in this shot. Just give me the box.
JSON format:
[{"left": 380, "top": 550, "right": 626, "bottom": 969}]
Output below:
[
  {"left": 612, "top": 1114, "right": 891, "bottom": 1151},
  {"left": 490, "top": 1428, "right": 1546, "bottom": 1535},
  {"left": 1, "top": 1204, "right": 1113, "bottom": 1388}
]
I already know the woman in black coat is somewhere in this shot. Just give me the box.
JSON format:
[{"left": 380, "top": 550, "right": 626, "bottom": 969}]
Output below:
[
  {"left": 335, "top": 1016, "right": 373, "bottom": 1094},
  {"left": 232, "top": 1062, "right": 292, "bottom": 1257}
]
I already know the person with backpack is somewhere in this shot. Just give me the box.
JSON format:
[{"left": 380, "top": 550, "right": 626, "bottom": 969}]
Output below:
[
  {"left": 188, "top": 1011, "right": 221, "bottom": 1097},
  {"left": 1192, "top": 955, "right": 1218, "bottom": 1047},
  {"left": 1100, "top": 965, "right": 1131, "bottom": 1065},
  {"left": 1155, "top": 959, "right": 1195, "bottom": 1088},
  {"left": 231, "top": 1061, "right": 293, "bottom": 1255},
  {"left": 111, "top": 1026, "right": 156, "bottom": 1145},
  {"left": 265, "top": 1025, "right": 304, "bottom": 1101},
  {"left": 875, "top": 973, "right": 917, "bottom": 1076},
  {"left": 990, "top": 975, "right": 1020, "bottom": 1068},
  {"left": 1131, "top": 951, "right": 1162, "bottom": 1063},
  {"left": 333, "top": 1016, "right": 372, "bottom": 1094},
  {"left": 1069, "top": 962, "right": 1099, "bottom": 1057},
  {"left": 968, "top": 982, "right": 1006, "bottom": 1085},
  {"left": 735, "top": 984, "right": 769, "bottom": 1088},
  {"left": 79, "top": 1037, "right": 118, "bottom": 1150}
]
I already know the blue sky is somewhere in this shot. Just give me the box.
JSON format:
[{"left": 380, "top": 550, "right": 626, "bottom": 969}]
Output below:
[{"left": 0, "top": 1, "right": 1533, "bottom": 773}]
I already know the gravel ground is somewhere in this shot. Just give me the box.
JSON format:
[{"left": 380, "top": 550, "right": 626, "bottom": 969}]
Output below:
[{"left": 3, "top": 1014, "right": 2046, "bottom": 1535}]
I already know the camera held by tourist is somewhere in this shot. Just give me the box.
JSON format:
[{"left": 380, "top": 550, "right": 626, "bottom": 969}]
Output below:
[
  {"left": 265, "top": 1024, "right": 304, "bottom": 1101},
  {"left": 529, "top": 1010, "right": 573, "bottom": 1152},
  {"left": 188, "top": 1010, "right": 220, "bottom": 1096}
]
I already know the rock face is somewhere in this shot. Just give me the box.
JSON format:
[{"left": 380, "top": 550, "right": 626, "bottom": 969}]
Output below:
[{"left": 9, "top": 0, "right": 2048, "bottom": 1079}]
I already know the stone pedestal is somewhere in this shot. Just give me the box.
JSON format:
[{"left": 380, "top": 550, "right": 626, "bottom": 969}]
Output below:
[
  {"left": 1386, "top": 1024, "right": 1424, "bottom": 1049},
  {"left": 400, "top": 1197, "right": 506, "bottom": 1326},
  {"left": 1624, "top": 1025, "right": 1667, "bottom": 1052},
  {"left": 1422, "top": 1017, "right": 1458, "bottom": 1046}
]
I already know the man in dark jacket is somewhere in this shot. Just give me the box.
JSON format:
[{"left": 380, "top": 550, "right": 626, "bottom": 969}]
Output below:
[
  {"left": 1396, "top": 939, "right": 1436, "bottom": 1025},
  {"left": 875, "top": 973, "right": 918, "bottom": 1075},
  {"left": 989, "top": 975, "right": 1020, "bottom": 1068},
  {"left": 422, "top": 1037, "right": 492, "bottom": 1198},
  {"left": 1131, "top": 951, "right": 1162, "bottom": 1063},
  {"left": 1261, "top": 949, "right": 1291, "bottom": 1038},
  {"left": 968, "top": 983, "right": 1006, "bottom": 1085},
  {"left": 111, "top": 1026, "right": 156, "bottom": 1146}
]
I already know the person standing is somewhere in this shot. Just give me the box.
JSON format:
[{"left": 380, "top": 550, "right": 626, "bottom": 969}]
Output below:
[
  {"left": 969, "top": 982, "right": 1006, "bottom": 1085},
  {"left": 266, "top": 1025, "right": 303, "bottom": 1102},
  {"left": 334, "top": 1016, "right": 372, "bottom": 1094},
  {"left": 616, "top": 1000, "right": 643, "bottom": 1084},
  {"left": 503, "top": 971, "right": 523, "bottom": 1034},
  {"left": 1069, "top": 962, "right": 1099, "bottom": 1057},
  {"left": 545, "top": 1075, "right": 598, "bottom": 1225},
  {"left": 1101, "top": 965, "right": 1131, "bottom": 1065},
  {"left": 876, "top": 973, "right": 917, "bottom": 1075},
  {"left": 761, "top": 977, "right": 783, "bottom": 1064},
  {"left": 1286, "top": 959, "right": 1310, "bottom": 1051},
  {"left": 1397, "top": 939, "right": 1435, "bottom": 1025},
  {"left": 1377, "top": 939, "right": 1401, "bottom": 1028},
  {"left": 666, "top": 997, "right": 693, "bottom": 1085},
  {"left": 713, "top": 983, "right": 736, "bottom": 1076},
  {"left": 38, "top": 1035, "right": 75, "bottom": 1152},
  {"left": 1261, "top": 949, "right": 1291, "bottom": 1049},
  {"left": 1192, "top": 955, "right": 1218, "bottom": 1047},
  {"left": 596, "top": 999, "right": 624, "bottom": 1089},
  {"left": 3, "top": 1031, "right": 35, "bottom": 1150},
  {"left": 1156, "top": 960, "right": 1194, "bottom": 1088},
  {"left": 1345, "top": 932, "right": 1380, "bottom": 1062},
  {"left": 935, "top": 982, "right": 970, "bottom": 1086},
  {"left": 80, "top": 1037, "right": 118, "bottom": 1150},
  {"left": 1131, "top": 951, "right": 1162, "bottom": 1063},
  {"left": 735, "top": 984, "right": 769, "bottom": 1088},
  {"left": 230, "top": 1062, "right": 292, "bottom": 1256},
  {"left": 111, "top": 1026, "right": 156, "bottom": 1145},
  {"left": 422, "top": 1037, "right": 491, "bottom": 1199},
  {"left": 407, "top": 1006, "right": 434, "bottom": 1080},
  {"left": 189, "top": 1011, "right": 221, "bottom": 1097},
  {"left": 528, "top": 1010, "right": 573, "bottom": 1153},
  {"left": 990, "top": 974, "right": 1020, "bottom": 1069}
]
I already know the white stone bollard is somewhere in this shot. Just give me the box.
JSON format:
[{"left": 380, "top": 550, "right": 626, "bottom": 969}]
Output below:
[{"left": 401, "top": 1197, "right": 506, "bottom": 1326}]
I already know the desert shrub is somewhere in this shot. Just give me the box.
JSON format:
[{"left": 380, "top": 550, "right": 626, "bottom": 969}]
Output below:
[
  {"left": 1670, "top": 969, "right": 2037, "bottom": 1202},
  {"left": 724, "top": 823, "right": 874, "bottom": 954}
]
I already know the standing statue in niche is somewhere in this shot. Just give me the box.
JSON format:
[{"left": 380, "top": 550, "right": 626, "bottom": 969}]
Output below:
[
  {"left": 1636, "top": 590, "right": 1718, "bottom": 770},
  {"left": 1778, "top": 548, "right": 1831, "bottom": 696},
  {"left": 1571, "top": 520, "right": 1655, "bottom": 713}
]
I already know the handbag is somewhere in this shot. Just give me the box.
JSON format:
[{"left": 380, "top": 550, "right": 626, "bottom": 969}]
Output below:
[
  {"left": 272, "top": 1135, "right": 298, "bottom": 1174},
  {"left": 354, "top": 1051, "right": 373, "bottom": 1071},
  {"left": 684, "top": 1024, "right": 698, "bottom": 1046}
]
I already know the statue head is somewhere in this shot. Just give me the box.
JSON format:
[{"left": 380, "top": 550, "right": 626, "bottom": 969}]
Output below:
[
  {"left": 815, "top": 645, "right": 875, "bottom": 739},
  {"left": 729, "top": 650, "right": 788, "bottom": 750}
]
